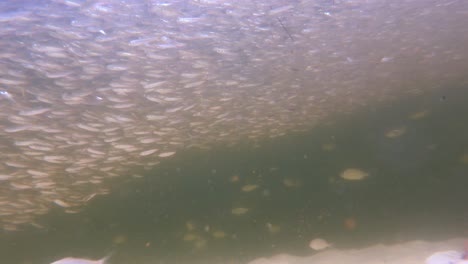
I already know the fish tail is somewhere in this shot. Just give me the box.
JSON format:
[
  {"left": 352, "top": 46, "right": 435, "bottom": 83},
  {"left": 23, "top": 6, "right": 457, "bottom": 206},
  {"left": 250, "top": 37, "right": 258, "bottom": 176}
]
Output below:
[{"left": 100, "top": 251, "right": 115, "bottom": 264}]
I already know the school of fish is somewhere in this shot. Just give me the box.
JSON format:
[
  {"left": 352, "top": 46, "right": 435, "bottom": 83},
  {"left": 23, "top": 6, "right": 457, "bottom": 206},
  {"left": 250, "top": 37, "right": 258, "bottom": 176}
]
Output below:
[{"left": 0, "top": 0, "right": 467, "bottom": 232}]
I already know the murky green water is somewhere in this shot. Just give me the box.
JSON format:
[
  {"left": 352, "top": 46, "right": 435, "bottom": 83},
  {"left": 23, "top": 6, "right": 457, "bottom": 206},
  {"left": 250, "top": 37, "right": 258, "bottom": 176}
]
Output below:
[
  {"left": 3, "top": 86, "right": 468, "bottom": 264},
  {"left": 0, "top": 0, "right": 467, "bottom": 263}
]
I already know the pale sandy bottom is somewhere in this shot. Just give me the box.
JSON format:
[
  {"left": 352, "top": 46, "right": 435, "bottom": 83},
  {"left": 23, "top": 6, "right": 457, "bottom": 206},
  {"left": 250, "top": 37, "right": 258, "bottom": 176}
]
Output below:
[{"left": 247, "top": 238, "right": 467, "bottom": 264}]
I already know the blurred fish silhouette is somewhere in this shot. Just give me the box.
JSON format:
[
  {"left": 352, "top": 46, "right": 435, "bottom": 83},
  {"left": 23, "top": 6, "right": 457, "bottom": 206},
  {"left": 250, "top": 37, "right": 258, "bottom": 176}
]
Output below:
[{"left": 50, "top": 252, "right": 112, "bottom": 264}]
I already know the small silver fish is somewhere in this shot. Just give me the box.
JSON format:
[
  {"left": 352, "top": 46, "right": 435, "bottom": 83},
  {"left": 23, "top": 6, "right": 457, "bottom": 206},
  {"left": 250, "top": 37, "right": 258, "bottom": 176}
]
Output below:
[{"left": 51, "top": 253, "right": 112, "bottom": 264}]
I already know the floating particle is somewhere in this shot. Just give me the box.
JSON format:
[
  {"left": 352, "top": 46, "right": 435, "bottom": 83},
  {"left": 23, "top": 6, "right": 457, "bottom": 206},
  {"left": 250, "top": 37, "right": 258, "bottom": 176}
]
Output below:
[
  {"left": 241, "top": 184, "right": 258, "bottom": 192},
  {"left": 212, "top": 230, "right": 226, "bottom": 238},
  {"left": 385, "top": 126, "right": 406, "bottom": 138},
  {"left": 112, "top": 234, "right": 127, "bottom": 245},
  {"left": 340, "top": 168, "right": 368, "bottom": 181},
  {"left": 283, "top": 178, "right": 301, "bottom": 188},
  {"left": 231, "top": 207, "right": 249, "bottom": 215},
  {"left": 343, "top": 217, "right": 357, "bottom": 230},
  {"left": 262, "top": 189, "right": 271, "bottom": 197},
  {"left": 309, "top": 238, "right": 332, "bottom": 251},
  {"left": 459, "top": 154, "right": 468, "bottom": 164},
  {"left": 183, "top": 233, "right": 198, "bottom": 241},
  {"left": 194, "top": 238, "right": 207, "bottom": 250},
  {"left": 230, "top": 174, "right": 240, "bottom": 182},
  {"left": 317, "top": 209, "right": 331, "bottom": 222},
  {"left": 266, "top": 222, "right": 281, "bottom": 234},
  {"left": 185, "top": 221, "right": 195, "bottom": 231},
  {"left": 321, "top": 143, "right": 336, "bottom": 151},
  {"left": 408, "top": 110, "right": 428, "bottom": 120}
]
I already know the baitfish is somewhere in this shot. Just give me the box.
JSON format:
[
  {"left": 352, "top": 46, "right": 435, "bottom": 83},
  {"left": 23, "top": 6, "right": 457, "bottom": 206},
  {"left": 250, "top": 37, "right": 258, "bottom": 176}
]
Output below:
[{"left": 50, "top": 253, "right": 112, "bottom": 264}]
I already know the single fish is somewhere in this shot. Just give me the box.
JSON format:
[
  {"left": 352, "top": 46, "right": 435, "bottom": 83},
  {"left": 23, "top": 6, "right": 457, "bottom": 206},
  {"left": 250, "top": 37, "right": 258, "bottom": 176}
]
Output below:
[
  {"left": 51, "top": 253, "right": 112, "bottom": 264},
  {"left": 309, "top": 238, "right": 332, "bottom": 251}
]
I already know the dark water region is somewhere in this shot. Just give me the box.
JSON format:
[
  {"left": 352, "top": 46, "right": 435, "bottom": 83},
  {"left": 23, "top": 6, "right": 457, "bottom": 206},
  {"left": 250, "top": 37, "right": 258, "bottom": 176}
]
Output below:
[{"left": 2, "top": 86, "right": 468, "bottom": 264}]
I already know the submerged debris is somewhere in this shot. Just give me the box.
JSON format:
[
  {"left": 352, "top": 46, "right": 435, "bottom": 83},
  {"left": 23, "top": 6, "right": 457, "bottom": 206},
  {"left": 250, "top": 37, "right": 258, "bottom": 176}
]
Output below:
[
  {"left": 231, "top": 207, "right": 250, "bottom": 215},
  {"left": 385, "top": 127, "right": 407, "bottom": 138},
  {"left": 241, "top": 184, "right": 259, "bottom": 192},
  {"left": 340, "top": 168, "right": 369, "bottom": 181}
]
